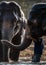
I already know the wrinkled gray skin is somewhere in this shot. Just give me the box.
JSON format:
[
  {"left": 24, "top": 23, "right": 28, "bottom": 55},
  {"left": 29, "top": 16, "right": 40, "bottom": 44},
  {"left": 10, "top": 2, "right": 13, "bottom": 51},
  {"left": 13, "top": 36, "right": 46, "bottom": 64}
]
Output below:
[{"left": 0, "top": 2, "right": 32, "bottom": 62}]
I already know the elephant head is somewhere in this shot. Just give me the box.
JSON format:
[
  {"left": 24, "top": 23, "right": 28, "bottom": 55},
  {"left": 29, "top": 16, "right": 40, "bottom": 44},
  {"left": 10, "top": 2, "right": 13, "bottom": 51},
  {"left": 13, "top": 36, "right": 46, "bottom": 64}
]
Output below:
[
  {"left": 1, "top": 1, "right": 32, "bottom": 51},
  {"left": 28, "top": 3, "right": 46, "bottom": 39}
]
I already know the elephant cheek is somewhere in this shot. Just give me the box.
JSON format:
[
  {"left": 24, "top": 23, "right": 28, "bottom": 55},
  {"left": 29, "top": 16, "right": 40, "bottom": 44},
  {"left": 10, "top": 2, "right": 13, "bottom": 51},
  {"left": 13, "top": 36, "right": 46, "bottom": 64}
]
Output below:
[{"left": 1, "top": 29, "right": 13, "bottom": 41}]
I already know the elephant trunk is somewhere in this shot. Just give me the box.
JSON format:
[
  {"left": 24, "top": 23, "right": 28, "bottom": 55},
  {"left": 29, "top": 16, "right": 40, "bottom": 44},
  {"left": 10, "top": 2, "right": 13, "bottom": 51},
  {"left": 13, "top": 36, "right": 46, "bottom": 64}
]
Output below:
[{"left": 1, "top": 27, "right": 32, "bottom": 51}]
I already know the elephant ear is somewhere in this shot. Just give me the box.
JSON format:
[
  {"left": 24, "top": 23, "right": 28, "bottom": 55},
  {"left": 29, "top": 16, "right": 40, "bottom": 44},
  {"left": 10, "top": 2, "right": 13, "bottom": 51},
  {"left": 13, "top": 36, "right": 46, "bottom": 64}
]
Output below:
[
  {"left": 8, "top": 2, "right": 22, "bottom": 46},
  {"left": 10, "top": 2, "right": 27, "bottom": 49},
  {"left": 9, "top": 2, "right": 21, "bottom": 17}
]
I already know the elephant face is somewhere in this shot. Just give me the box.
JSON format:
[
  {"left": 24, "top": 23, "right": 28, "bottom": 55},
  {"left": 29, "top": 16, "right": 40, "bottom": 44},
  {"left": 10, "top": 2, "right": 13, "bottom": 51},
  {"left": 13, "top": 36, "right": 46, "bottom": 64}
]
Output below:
[
  {"left": 1, "top": 2, "right": 30, "bottom": 51},
  {"left": 0, "top": 2, "right": 22, "bottom": 45},
  {"left": 2, "top": 11, "right": 22, "bottom": 41}
]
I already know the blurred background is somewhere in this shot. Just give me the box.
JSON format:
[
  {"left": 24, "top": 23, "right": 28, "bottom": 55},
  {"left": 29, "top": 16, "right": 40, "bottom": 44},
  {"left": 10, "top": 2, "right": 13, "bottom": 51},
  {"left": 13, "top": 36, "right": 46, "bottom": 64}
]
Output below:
[{"left": 0, "top": 0, "right": 46, "bottom": 62}]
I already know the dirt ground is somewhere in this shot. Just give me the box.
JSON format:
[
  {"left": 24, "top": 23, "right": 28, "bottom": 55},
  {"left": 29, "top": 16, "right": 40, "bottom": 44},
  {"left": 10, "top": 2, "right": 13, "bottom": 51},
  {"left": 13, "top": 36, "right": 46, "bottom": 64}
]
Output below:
[{"left": 19, "top": 36, "right": 46, "bottom": 61}]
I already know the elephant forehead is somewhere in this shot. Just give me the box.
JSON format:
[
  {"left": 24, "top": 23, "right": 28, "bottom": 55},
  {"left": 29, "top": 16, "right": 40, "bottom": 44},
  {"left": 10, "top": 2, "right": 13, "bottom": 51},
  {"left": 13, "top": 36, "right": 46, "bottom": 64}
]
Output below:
[
  {"left": 0, "top": 2, "right": 20, "bottom": 12},
  {"left": 0, "top": 2, "right": 14, "bottom": 10},
  {"left": 0, "top": 1, "right": 21, "bottom": 18},
  {"left": 3, "top": 12, "right": 15, "bottom": 21}
]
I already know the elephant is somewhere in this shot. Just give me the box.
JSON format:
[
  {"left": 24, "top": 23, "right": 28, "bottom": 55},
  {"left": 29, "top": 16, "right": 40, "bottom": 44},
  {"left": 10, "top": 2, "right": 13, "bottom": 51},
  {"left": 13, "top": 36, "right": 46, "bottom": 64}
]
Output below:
[
  {"left": 28, "top": 3, "right": 46, "bottom": 62},
  {"left": 1, "top": 2, "right": 46, "bottom": 62},
  {"left": 0, "top": 1, "right": 32, "bottom": 62}
]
